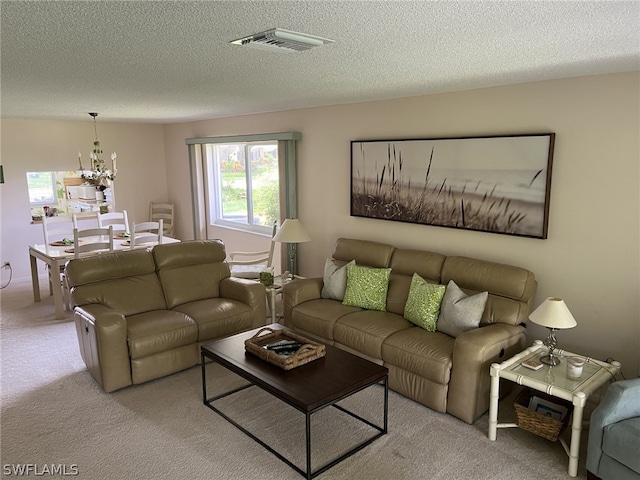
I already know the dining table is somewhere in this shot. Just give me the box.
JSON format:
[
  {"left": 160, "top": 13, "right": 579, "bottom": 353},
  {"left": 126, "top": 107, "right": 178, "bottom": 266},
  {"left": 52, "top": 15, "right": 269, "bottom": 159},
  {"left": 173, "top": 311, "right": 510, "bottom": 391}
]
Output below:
[{"left": 29, "top": 234, "right": 179, "bottom": 319}]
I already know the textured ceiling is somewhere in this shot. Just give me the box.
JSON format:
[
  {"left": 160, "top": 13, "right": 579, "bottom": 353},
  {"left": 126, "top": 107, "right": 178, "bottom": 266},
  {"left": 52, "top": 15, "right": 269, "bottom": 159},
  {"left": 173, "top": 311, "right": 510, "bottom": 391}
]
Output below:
[{"left": 1, "top": 0, "right": 639, "bottom": 123}]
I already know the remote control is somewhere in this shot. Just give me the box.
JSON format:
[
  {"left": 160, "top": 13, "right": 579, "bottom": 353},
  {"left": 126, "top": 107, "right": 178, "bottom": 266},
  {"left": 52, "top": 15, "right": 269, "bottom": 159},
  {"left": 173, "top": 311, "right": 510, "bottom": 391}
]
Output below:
[{"left": 266, "top": 342, "right": 302, "bottom": 352}]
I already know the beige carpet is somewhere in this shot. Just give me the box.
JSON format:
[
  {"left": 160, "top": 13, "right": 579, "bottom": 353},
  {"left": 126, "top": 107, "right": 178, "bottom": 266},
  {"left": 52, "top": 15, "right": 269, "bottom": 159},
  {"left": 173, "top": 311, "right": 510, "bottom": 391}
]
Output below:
[{"left": 1, "top": 277, "right": 588, "bottom": 479}]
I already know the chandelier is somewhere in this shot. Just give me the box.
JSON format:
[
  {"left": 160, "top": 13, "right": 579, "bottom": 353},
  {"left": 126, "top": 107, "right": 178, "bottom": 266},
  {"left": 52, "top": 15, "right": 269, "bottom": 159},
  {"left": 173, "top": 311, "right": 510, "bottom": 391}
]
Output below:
[{"left": 77, "top": 112, "right": 117, "bottom": 187}]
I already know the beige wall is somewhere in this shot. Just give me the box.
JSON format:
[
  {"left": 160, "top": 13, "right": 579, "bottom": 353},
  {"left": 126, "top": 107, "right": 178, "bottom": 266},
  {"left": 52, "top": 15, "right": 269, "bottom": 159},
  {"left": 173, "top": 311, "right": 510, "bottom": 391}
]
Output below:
[
  {"left": 1, "top": 72, "right": 638, "bottom": 378},
  {"left": 164, "top": 72, "right": 640, "bottom": 378},
  {"left": 0, "top": 119, "right": 168, "bottom": 279}
]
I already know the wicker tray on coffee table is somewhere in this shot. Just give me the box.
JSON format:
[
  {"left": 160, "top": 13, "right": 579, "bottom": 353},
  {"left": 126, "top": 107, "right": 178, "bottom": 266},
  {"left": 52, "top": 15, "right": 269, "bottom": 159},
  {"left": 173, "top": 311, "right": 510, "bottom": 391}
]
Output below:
[{"left": 244, "top": 327, "right": 326, "bottom": 370}]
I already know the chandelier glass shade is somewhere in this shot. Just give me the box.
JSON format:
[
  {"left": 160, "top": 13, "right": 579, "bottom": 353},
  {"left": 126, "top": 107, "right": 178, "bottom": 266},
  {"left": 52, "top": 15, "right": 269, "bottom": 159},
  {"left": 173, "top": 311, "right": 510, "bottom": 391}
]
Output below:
[{"left": 78, "top": 112, "right": 117, "bottom": 186}]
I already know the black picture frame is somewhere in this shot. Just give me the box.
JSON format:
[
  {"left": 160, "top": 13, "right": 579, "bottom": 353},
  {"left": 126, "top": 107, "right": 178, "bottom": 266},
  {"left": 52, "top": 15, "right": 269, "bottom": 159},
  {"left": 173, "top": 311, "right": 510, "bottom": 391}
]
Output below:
[{"left": 350, "top": 133, "right": 555, "bottom": 239}]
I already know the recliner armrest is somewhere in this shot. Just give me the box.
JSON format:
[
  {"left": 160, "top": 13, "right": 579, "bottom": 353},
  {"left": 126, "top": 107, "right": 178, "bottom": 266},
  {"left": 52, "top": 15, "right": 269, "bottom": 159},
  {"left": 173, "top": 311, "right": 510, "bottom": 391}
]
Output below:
[
  {"left": 74, "top": 304, "right": 131, "bottom": 393},
  {"left": 447, "top": 323, "right": 526, "bottom": 424},
  {"left": 282, "top": 278, "right": 323, "bottom": 327},
  {"left": 220, "top": 277, "right": 266, "bottom": 328}
]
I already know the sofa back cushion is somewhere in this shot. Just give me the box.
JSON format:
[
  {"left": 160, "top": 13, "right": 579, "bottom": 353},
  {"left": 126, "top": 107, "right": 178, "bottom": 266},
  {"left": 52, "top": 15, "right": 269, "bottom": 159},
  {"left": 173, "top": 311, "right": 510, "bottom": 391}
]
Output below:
[
  {"left": 66, "top": 250, "right": 168, "bottom": 315},
  {"left": 386, "top": 249, "right": 446, "bottom": 316},
  {"left": 153, "top": 240, "right": 230, "bottom": 309},
  {"left": 441, "top": 256, "right": 537, "bottom": 326},
  {"left": 332, "top": 238, "right": 394, "bottom": 268}
]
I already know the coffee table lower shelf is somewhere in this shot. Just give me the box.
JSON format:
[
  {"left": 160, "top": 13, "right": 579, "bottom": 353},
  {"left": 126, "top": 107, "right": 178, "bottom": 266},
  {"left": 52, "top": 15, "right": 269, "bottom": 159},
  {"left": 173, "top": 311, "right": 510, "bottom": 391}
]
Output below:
[{"left": 200, "top": 346, "right": 388, "bottom": 480}]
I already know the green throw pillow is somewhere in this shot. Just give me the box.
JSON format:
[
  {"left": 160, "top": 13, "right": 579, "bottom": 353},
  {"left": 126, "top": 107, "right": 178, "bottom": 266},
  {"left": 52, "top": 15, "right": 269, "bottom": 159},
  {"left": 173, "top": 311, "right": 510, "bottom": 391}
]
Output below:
[
  {"left": 342, "top": 264, "right": 392, "bottom": 312},
  {"left": 403, "top": 273, "right": 446, "bottom": 331}
]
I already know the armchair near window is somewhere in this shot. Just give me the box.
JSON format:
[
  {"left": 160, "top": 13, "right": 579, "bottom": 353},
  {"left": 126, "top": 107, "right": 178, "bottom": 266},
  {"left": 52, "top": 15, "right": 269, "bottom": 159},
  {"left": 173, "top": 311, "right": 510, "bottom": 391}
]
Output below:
[
  {"left": 587, "top": 378, "right": 640, "bottom": 480},
  {"left": 228, "top": 222, "right": 277, "bottom": 279}
]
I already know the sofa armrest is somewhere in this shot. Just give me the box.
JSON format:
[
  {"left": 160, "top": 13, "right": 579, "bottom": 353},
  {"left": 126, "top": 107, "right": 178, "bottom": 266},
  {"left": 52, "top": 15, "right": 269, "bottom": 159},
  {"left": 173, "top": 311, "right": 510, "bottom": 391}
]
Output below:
[
  {"left": 74, "top": 304, "right": 131, "bottom": 393},
  {"left": 219, "top": 277, "right": 266, "bottom": 328},
  {"left": 587, "top": 378, "right": 640, "bottom": 475},
  {"left": 447, "top": 323, "right": 526, "bottom": 424},
  {"left": 282, "top": 278, "right": 323, "bottom": 328}
]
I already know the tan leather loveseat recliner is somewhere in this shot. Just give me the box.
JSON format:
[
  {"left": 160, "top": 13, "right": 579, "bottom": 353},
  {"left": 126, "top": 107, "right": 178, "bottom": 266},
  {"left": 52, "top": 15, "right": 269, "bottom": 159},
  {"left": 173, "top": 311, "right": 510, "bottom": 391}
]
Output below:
[{"left": 65, "top": 240, "right": 266, "bottom": 393}]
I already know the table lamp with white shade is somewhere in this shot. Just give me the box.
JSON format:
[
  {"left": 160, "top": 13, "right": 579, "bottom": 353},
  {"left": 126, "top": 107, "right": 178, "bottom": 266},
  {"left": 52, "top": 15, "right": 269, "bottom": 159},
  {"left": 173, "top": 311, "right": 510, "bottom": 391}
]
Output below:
[
  {"left": 529, "top": 297, "right": 577, "bottom": 366},
  {"left": 273, "top": 218, "right": 311, "bottom": 279}
]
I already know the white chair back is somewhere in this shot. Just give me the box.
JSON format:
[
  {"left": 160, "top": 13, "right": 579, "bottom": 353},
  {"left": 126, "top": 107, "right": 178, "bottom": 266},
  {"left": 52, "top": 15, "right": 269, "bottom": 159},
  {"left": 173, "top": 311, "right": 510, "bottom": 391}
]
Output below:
[
  {"left": 131, "top": 220, "right": 163, "bottom": 249},
  {"left": 73, "top": 226, "right": 115, "bottom": 258},
  {"left": 41, "top": 215, "right": 77, "bottom": 246},
  {"left": 228, "top": 221, "right": 277, "bottom": 279},
  {"left": 97, "top": 210, "right": 130, "bottom": 234},
  {"left": 149, "top": 203, "right": 174, "bottom": 237}
]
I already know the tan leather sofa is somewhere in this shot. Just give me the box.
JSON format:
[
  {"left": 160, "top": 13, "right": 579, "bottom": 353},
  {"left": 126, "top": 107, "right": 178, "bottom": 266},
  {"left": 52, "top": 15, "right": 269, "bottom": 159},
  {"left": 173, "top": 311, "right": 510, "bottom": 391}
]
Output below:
[
  {"left": 66, "top": 240, "right": 266, "bottom": 393},
  {"left": 283, "top": 238, "right": 537, "bottom": 424}
]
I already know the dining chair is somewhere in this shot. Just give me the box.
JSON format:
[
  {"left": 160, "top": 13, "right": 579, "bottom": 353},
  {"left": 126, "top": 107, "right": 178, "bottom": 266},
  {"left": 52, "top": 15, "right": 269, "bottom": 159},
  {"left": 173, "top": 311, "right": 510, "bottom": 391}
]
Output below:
[
  {"left": 130, "top": 220, "right": 163, "bottom": 249},
  {"left": 41, "top": 215, "right": 78, "bottom": 309},
  {"left": 228, "top": 221, "right": 277, "bottom": 279},
  {"left": 41, "top": 215, "right": 77, "bottom": 246},
  {"left": 73, "top": 226, "right": 115, "bottom": 259},
  {"left": 97, "top": 210, "right": 130, "bottom": 234},
  {"left": 149, "top": 203, "right": 174, "bottom": 237}
]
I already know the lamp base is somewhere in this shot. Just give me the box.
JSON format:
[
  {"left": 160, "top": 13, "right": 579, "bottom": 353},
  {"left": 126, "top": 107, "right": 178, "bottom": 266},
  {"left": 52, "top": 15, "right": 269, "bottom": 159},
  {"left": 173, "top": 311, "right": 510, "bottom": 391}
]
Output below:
[{"left": 539, "top": 354, "right": 561, "bottom": 366}]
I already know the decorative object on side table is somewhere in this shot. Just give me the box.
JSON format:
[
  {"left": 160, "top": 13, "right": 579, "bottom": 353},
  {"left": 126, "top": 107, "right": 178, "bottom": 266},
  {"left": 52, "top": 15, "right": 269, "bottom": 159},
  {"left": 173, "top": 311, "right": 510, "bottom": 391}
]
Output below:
[
  {"left": 259, "top": 267, "right": 274, "bottom": 286},
  {"left": 529, "top": 297, "right": 577, "bottom": 366},
  {"left": 273, "top": 218, "right": 310, "bottom": 279}
]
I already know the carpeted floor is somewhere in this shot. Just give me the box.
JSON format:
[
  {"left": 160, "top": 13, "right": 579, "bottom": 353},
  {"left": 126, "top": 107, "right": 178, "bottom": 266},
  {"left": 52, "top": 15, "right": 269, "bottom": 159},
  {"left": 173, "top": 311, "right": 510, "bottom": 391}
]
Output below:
[{"left": 1, "top": 277, "right": 589, "bottom": 479}]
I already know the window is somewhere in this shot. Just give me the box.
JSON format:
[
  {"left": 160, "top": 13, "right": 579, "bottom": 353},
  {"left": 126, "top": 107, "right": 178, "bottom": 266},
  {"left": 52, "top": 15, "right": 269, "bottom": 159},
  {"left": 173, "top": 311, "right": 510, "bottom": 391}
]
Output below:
[
  {"left": 26, "top": 171, "right": 57, "bottom": 206},
  {"left": 206, "top": 141, "right": 279, "bottom": 232},
  {"left": 186, "top": 131, "right": 300, "bottom": 242}
]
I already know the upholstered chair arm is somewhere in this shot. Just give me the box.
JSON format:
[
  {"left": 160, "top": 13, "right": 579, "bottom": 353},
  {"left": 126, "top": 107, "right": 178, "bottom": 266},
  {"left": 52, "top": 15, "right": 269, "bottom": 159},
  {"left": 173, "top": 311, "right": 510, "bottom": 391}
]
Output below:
[
  {"left": 282, "top": 278, "right": 323, "bottom": 327},
  {"left": 73, "top": 304, "right": 131, "bottom": 393},
  {"left": 586, "top": 378, "right": 640, "bottom": 475},
  {"left": 220, "top": 277, "right": 266, "bottom": 327},
  {"left": 447, "top": 323, "right": 527, "bottom": 424}
]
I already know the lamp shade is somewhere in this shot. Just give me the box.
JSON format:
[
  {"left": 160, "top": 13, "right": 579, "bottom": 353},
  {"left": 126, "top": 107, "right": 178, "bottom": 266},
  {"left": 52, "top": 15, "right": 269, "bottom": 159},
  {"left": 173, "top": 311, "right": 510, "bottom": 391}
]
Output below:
[
  {"left": 273, "top": 218, "right": 311, "bottom": 244},
  {"left": 529, "top": 297, "right": 577, "bottom": 329}
]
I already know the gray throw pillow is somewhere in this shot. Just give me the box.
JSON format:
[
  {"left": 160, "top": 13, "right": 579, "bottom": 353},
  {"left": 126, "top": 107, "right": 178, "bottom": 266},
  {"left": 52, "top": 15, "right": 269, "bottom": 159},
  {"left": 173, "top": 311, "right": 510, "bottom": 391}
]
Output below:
[
  {"left": 437, "top": 280, "right": 488, "bottom": 338},
  {"left": 321, "top": 258, "right": 355, "bottom": 301}
]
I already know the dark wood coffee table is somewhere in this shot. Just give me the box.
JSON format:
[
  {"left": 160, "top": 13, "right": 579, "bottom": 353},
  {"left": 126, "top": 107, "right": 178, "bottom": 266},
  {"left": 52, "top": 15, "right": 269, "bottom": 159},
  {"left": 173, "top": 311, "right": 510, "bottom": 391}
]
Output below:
[{"left": 200, "top": 325, "right": 388, "bottom": 480}]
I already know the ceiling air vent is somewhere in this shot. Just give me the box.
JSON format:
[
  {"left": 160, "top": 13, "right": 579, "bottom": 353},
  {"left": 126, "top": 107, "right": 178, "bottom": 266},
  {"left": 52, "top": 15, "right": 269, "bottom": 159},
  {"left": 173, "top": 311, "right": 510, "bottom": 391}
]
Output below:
[{"left": 230, "top": 28, "right": 334, "bottom": 52}]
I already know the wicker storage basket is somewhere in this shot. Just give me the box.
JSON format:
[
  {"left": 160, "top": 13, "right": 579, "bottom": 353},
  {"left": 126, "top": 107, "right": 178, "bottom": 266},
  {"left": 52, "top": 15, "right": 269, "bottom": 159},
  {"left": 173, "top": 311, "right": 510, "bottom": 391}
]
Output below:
[
  {"left": 244, "top": 327, "right": 326, "bottom": 370},
  {"left": 513, "top": 388, "right": 572, "bottom": 441}
]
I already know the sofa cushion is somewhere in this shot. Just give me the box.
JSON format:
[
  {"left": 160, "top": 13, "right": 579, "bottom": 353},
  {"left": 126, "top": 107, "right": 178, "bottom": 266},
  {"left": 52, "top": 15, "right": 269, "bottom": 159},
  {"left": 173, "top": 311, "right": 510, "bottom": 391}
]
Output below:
[
  {"left": 441, "top": 256, "right": 536, "bottom": 326},
  {"left": 602, "top": 417, "right": 640, "bottom": 474},
  {"left": 153, "top": 240, "right": 230, "bottom": 309},
  {"left": 321, "top": 258, "right": 355, "bottom": 301},
  {"left": 334, "top": 310, "right": 412, "bottom": 360},
  {"left": 437, "top": 280, "right": 488, "bottom": 338},
  {"left": 332, "top": 238, "right": 394, "bottom": 268},
  {"left": 343, "top": 264, "right": 392, "bottom": 311},
  {"left": 127, "top": 310, "right": 198, "bottom": 359},
  {"left": 66, "top": 250, "right": 169, "bottom": 315},
  {"left": 382, "top": 327, "right": 454, "bottom": 385},
  {"left": 291, "top": 299, "right": 362, "bottom": 342},
  {"left": 172, "top": 298, "right": 256, "bottom": 342},
  {"left": 404, "top": 274, "right": 446, "bottom": 331}
]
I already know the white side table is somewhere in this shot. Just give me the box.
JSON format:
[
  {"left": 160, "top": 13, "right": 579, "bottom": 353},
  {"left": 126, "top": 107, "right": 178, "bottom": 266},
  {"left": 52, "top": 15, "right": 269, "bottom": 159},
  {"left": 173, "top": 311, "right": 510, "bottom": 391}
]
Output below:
[
  {"left": 488, "top": 340, "right": 621, "bottom": 477},
  {"left": 263, "top": 274, "right": 303, "bottom": 324},
  {"left": 265, "top": 282, "right": 283, "bottom": 324}
]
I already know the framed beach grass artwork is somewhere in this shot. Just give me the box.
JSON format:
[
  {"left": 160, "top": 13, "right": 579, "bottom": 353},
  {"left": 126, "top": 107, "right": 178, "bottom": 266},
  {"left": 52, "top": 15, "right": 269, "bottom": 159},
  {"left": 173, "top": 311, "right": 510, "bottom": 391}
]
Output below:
[{"left": 350, "top": 134, "right": 555, "bottom": 239}]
